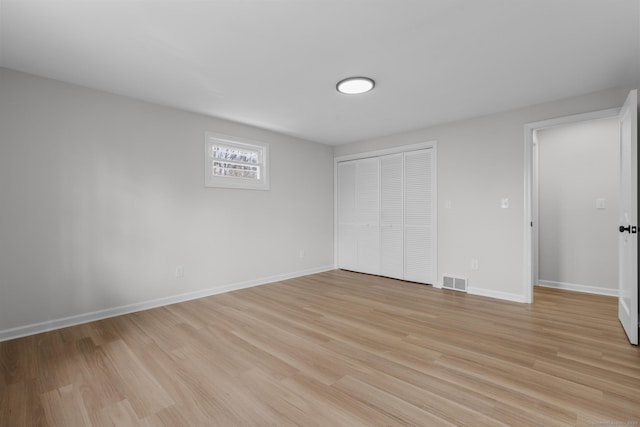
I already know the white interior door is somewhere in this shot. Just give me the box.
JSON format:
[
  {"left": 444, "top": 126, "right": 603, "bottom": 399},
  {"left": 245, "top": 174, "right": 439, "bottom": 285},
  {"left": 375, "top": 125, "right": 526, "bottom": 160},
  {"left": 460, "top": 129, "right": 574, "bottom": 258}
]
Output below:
[
  {"left": 404, "top": 149, "right": 435, "bottom": 284},
  {"left": 337, "top": 161, "right": 357, "bottom": 271},
  {"left": 380, "top": 154, "right": 404, "bottom": 280},
  {"left": 356, "top": 158, "right": 380, "bottom": 275},
  {"left": 618, "top": 89, "right": 638, "bottom": 345}
]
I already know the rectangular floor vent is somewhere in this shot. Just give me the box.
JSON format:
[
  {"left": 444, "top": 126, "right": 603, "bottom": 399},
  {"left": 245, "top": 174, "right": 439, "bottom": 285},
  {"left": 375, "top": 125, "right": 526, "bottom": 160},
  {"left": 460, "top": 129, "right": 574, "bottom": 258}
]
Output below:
[{"left": 442, "top": 275, "right": 467, "bottom": 292}]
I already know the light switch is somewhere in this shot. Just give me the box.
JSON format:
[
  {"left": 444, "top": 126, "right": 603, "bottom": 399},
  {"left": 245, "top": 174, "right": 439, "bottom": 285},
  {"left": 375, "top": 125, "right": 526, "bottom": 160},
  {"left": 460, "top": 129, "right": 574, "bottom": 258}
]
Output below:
[
  {"left": 445, "top": 199, "right": 452, "bottom": 209},
  {"left": 501, "top": 198, "right": 509, "bottom": 209},
  {"left": 596, "top": 198, "right": 606, "bottom": 209}
]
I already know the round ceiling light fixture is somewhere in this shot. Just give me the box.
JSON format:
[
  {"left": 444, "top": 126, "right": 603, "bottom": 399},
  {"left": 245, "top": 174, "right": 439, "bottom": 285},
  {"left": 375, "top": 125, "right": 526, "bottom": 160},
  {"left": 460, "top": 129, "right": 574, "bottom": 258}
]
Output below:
[{"left": 336, "top": 76, "right": 375, "bottom": 95}]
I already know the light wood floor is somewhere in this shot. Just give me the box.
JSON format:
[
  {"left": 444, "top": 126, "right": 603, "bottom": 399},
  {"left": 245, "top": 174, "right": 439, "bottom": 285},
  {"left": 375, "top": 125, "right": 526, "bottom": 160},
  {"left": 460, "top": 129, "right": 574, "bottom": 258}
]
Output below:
[{"left": 1, "top": 270, "right": 639, "bottom": 426}]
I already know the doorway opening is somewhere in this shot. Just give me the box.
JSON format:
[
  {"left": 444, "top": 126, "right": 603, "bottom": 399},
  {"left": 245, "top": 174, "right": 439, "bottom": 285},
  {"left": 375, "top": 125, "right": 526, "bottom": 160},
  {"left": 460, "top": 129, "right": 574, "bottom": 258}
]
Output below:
[
  {"left": 523, "top": 108, "right": 621, "bottom": 304},
  {"left": 525, "top": 90, "right": 637, "bottom": 345}
]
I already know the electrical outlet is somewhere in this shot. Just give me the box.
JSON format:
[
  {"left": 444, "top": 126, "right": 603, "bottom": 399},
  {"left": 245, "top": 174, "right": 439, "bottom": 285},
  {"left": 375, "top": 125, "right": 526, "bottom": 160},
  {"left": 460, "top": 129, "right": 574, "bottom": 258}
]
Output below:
[
  {"left": 471, "top": 259, "right": 479, "bottom": 270},
  {"left": 175, "top": 265, "right": 184, "bottom": 278}
]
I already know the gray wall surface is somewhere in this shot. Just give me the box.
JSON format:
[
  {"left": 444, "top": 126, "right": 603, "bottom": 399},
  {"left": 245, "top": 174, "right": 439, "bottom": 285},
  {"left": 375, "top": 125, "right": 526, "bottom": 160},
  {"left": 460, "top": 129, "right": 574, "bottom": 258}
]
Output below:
[
  {"left": 0, "top": 68, "right": 334, "bottom": 334},
  {"left": 335, "top": 86, "right": 634, "bottom": 301},
  {"left": 537, "top": 118, "right": 619, "bottom": 291}
]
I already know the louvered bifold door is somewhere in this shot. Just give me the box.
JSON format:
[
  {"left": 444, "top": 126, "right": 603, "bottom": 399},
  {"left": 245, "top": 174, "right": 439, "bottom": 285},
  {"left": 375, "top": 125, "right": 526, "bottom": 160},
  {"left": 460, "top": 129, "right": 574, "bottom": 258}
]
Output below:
[
  {"left": 380, "top": 154, "right": 404, "bottom": 280},
  {"left": 404, "top": 149, "right": 434, "bottom": 284},
  {"left": 337, "top": 161, "right": 357, "bottom": 271},
  {"left": 355, "top": 158, "right": 380, "bottom": 275}
]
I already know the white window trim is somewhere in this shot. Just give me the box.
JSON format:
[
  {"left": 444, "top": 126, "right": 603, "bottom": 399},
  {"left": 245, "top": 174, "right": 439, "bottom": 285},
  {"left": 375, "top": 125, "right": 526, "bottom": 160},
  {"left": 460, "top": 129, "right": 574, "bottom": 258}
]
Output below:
[{"left": 204, "top": 132, "right": 270, "bottom": 190}]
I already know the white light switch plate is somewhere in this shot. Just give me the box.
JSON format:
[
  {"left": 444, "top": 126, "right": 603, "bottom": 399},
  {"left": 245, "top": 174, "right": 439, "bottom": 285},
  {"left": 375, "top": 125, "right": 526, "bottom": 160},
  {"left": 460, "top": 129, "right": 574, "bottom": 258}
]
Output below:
[
  {"left": 500, "top": 198, "right": 509, "bottom": 209},
  {"left": 596, "top": 198, "right": 606, "bottom": 209}
]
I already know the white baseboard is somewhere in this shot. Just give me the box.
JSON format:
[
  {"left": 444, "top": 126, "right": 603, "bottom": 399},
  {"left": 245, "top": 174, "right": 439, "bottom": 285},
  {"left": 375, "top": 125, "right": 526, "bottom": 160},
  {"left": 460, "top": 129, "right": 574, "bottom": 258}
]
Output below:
[
  {"left": 0, "top": 265, "right": 335, "bottom": 343},
  {"left": 466, "top": 286, "right": 528, "bottom": 303},
  {"left": 536, "top": 280, "right": 618, "bottom": 297},
  {"left": 435, "top": 279, "right": 527, "bottom": 303}
]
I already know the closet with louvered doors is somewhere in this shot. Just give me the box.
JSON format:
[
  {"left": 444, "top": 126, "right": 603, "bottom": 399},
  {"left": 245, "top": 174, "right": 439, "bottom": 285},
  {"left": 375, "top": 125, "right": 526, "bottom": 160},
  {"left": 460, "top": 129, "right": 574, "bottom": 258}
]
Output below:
[{"left": 337, "top": 146, "right": 435, "bottom": 285}]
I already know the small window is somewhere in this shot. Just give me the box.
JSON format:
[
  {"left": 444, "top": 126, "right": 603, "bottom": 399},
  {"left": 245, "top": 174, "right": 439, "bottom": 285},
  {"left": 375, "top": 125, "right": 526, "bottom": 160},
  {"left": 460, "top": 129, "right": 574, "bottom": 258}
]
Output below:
[{"left": 204, "top": 132, "right": 270, "bottom": 190}]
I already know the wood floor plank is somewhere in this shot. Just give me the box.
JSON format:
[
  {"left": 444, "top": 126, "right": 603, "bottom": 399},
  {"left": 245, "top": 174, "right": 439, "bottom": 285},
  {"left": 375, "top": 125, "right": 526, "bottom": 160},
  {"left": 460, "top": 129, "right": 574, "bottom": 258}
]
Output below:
[
  {"left": 280, "top": 373, "right": 400, "bottom": 426},
  {"left": 1, "top": 269, "right": 639, "bottom": 426},
  {"left": 333, "top": 374, "right": 457, "bottom": 426},
  {"left": 99, "top": 339, "right": 174, "bottom": 419},
  {"left": 34, "top": 331, "right": 74, "bottom": 394},
  {"left": 345, "top": 364, "right": 510, "bottom": 427},
  {"left": 0, "top": 335, "right": 36, "bottom": 386},
  {"left": 41, "top": 384, "right": 92, "bottom": 426}
]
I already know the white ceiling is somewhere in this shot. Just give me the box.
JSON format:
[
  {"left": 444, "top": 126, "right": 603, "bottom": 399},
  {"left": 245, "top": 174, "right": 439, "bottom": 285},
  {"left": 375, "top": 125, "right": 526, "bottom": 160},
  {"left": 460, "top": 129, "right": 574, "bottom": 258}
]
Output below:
[{"left": 1, "top": 0, "right": 638, "bottom": 145}]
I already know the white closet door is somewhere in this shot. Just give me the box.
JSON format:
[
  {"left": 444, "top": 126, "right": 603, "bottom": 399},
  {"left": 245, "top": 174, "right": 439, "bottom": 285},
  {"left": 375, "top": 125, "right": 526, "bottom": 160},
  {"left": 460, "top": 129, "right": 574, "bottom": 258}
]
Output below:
[
  {"left": 380, "top": 154, "right": 404, "bottom": 279},
  {"left": 404, "top": 149, "right": 434, "bottom": 284},
  {"left": 355, "top": 158, "right": 380, "bottom": 275},
  {"left": 337, "top": 161, "right": 357, "bottom": 271}
]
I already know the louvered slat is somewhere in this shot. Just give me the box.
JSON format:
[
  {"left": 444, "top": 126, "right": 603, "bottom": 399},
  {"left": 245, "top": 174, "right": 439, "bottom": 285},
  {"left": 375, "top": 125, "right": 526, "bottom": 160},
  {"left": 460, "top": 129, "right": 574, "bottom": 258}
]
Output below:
[
  {"left": 380, "top": 154, "right": 403, "bottom": 225},
  {"left": 356, "top": 157, "right": 380, "bottom": 225},
  {"left": 405, "top": 150, "right": 432, "bottom": 227},
  {"left": 337, "top": 161, "right": 357, "bottom": 224},
  {"left": 381, "top": 225, "right": 403, "bottom": 279},
  {"left": 404, "top": 149, "right": 434, "bottom": 284},
  {"left": 380, "top": 154, "right": 404, "bottom": 279}
]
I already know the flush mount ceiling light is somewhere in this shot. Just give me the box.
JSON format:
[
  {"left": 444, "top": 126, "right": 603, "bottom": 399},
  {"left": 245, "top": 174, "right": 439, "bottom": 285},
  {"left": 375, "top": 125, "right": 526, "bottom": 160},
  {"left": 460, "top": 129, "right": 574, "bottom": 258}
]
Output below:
[{"left": 336, "top": 77, "right": 375, "bottom": 95}]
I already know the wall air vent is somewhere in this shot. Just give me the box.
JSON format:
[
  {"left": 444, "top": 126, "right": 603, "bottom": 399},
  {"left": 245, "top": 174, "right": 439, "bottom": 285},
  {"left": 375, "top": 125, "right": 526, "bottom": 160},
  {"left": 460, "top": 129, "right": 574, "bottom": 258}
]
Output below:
[{"left": 442, "top": 275, "right": 467, "bottom": 292}]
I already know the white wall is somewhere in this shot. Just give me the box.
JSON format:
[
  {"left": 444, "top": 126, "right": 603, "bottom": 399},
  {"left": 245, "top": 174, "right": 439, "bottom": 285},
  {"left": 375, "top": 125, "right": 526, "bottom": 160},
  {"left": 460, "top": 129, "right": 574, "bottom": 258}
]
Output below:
[
  {"left": 537, "top": 118, "right": 619, "bottom": 294},
  {"left": 0, "top": 68, "right": 334, "bottom": 338},
  {"left": 334, "top": 86, "right": 635, "bottom": 302}
]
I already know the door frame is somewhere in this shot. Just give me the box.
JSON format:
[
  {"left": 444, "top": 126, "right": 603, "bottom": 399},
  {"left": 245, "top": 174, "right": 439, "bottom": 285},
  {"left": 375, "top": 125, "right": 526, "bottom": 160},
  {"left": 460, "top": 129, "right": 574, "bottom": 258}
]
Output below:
[
  {"left": 523, "top": 108, "right": 621, "bottom": 303},
  {"left": 334, "top": 140, "right": 438, "bottom": 284}
]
